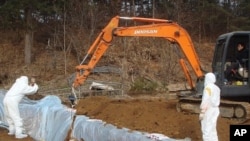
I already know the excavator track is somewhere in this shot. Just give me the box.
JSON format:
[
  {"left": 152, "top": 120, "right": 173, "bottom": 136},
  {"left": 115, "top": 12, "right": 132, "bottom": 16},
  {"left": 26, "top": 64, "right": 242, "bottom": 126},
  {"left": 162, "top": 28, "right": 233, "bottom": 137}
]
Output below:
[{"left": 177, "top": 96, "right": 250, "bottom": 122}]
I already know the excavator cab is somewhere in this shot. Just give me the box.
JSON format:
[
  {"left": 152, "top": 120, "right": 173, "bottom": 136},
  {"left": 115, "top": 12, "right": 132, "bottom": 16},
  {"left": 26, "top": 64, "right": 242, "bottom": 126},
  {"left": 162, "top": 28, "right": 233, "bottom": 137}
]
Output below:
[
  {"left": 179, "top": 31, "right": 250, "bottom": 120},
  {"left": 212, "top": 31, "right": 250, "bottom": 100}
]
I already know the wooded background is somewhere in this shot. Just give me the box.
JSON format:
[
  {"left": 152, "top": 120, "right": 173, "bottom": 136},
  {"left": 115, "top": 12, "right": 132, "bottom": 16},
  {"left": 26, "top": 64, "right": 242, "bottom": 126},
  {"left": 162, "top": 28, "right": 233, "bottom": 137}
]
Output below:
[
  {"left": 1, "top": 0, "right": 250, "bottom": 63},
  {"left": 0, "top": 0, "right": 250, "bottom": 92}
]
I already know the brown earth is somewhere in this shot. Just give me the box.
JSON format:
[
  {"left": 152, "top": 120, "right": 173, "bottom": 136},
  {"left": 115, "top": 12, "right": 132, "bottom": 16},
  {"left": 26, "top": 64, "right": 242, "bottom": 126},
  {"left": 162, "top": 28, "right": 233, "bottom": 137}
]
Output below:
[{"left": 1, "top": 94, "right": 250, "bottom": 141}]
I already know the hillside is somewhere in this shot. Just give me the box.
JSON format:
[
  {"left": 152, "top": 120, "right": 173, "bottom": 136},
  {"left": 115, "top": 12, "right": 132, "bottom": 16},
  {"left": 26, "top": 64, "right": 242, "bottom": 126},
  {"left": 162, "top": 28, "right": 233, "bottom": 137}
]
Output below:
[{"left": 0, "top": 31, "right": 214, "bottom": 92}]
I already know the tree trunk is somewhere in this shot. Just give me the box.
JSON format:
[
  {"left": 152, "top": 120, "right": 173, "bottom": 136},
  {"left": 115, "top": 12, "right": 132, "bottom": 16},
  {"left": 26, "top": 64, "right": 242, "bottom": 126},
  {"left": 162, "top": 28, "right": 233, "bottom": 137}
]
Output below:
[
  {"left": 24, "top": 31, "right": 32, "bottom": 64},
  {"left": 24, "top": 7, "right": 33, "bottom": 65}
]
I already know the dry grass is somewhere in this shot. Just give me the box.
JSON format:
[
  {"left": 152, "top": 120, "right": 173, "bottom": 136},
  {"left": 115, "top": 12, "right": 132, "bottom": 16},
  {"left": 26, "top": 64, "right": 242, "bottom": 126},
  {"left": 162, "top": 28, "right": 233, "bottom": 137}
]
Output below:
[{"left": 0, "top": 31, "right": 214, "bottom": 94}]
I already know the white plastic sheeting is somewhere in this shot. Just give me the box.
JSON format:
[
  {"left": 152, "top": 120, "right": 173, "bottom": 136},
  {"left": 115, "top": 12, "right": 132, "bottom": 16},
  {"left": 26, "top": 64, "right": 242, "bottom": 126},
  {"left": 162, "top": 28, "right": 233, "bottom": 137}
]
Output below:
[
  {"left": 0, "top": 89, "right": 74, "bottom": 141},
  {"left": 0, "top": 89, "right": 191, "bottom": 141},
  {"left": 71, "top": 116, "right": 192, "bottom": 141}
]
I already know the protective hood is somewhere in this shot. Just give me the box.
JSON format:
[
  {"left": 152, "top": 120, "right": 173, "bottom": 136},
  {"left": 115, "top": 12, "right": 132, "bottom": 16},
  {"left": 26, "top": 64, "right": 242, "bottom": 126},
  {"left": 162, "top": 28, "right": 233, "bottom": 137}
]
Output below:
[
  {"left": 16, "top": 76, "right": 29, "bottom": 84},
  {"left": 204, "top": 73, "right": 216, "bottom": 86}
]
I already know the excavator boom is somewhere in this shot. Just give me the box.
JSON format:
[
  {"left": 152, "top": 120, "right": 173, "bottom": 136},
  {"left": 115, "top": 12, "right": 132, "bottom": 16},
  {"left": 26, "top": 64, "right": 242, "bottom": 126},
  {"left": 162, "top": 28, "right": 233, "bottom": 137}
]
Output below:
[{"left": 73, "top": 16, "right": 203, "bottom": 89}]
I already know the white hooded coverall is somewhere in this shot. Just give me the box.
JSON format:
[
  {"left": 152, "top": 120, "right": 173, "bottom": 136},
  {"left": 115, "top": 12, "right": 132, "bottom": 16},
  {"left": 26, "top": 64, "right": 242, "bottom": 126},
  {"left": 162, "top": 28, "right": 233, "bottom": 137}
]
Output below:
[
  {"left": 200, "top": 73, "right": 220, "bottom": 141},
  {"left": 3, "top": 76, "right": 39, "bottom": 137}
]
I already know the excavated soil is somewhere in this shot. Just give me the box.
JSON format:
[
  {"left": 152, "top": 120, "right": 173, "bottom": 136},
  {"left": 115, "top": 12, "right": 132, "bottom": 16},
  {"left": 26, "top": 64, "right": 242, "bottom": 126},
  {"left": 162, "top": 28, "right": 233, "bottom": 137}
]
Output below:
[{"left": 1, "top": 94, "right": 250, "bottom": 141}]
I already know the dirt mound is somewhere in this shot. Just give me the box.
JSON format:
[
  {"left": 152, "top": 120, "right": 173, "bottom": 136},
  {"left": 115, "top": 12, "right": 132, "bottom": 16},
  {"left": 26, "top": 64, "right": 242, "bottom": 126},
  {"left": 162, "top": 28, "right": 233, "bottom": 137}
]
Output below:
[{"left": 73, "top": 96, "right": 244, "bottom": 141}]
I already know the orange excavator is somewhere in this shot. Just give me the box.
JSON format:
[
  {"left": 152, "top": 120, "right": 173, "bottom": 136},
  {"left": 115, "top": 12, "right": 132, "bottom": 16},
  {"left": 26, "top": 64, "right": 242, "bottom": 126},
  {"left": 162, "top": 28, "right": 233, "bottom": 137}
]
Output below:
[{"left": 71, "top": 16, "right": 250, "bottom": 120}]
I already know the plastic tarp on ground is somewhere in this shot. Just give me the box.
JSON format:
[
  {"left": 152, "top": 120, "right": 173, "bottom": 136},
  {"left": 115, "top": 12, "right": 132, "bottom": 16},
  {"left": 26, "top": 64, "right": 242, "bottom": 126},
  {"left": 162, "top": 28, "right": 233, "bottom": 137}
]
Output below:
[{"left": 0, "top": 89, "right": 191, "bottom": 141}]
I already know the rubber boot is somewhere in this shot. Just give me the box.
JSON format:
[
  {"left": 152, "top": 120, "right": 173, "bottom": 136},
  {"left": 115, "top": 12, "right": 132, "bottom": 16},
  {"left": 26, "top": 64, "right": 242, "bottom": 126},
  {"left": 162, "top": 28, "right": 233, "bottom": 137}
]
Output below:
[
  {"left": 15, "top": 128, "right": 28, "bottom": 139},
  {"left": 8, "top": 125, "right": 15, "bottom": 135},
  {"left": 15, "top": 133, "right": 28, "bottom": 139}
]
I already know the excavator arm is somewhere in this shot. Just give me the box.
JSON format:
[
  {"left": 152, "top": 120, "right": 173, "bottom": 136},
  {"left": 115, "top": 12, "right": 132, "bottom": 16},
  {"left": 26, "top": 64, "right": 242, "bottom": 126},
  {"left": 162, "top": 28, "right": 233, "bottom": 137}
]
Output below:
[{"left": 73, "top": 16, "right": 204, "bottom": 90}]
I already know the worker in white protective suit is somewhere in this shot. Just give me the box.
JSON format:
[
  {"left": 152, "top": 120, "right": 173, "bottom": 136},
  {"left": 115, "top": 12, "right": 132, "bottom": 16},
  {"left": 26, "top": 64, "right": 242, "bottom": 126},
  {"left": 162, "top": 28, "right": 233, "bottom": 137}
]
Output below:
[
  {"left": 199, "top": 72, "right": 221, "bottom": 141},
  {"left": 3, "top": 76, "right": 39, "bottom": 139}
]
